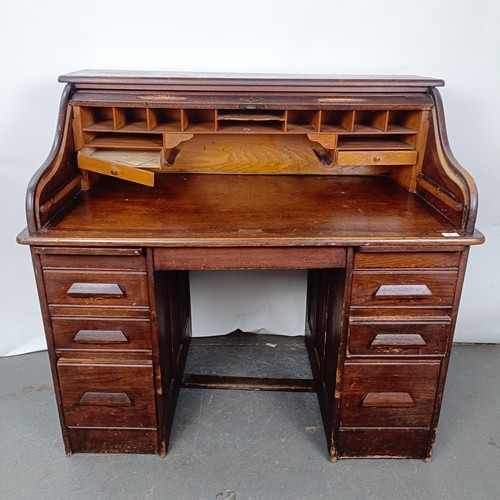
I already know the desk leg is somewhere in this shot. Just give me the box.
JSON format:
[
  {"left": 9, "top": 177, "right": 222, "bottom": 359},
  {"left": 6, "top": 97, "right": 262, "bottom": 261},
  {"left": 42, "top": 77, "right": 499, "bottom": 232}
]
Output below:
[
  {"left": 305, "top": 249, "right": 354, "bottom": 461},
  {"left": 147, "top": 249, "right": 191, "bottom": 457}
]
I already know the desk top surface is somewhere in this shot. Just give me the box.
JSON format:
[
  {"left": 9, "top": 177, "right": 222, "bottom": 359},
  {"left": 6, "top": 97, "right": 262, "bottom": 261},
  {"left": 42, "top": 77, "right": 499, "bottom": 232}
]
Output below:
[{"left": 19, "top": 175, "right": 482, "bottom": 247}]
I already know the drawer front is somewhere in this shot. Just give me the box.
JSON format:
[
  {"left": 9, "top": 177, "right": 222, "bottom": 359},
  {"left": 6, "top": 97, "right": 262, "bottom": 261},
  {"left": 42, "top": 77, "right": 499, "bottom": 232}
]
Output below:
[
  {"left": 58, "top": 360, "right": 156, "bottom": 429},
  {"left": 340, "top": 361, "right": 440, "bottom": 427},
  {"left": 347, "top": 320, "right": 451, "bottom": 357},
  {"left": 337, "top": 150, "right": 417, "bottom": 166},
  {"left": 351, "top": 270, "right": 457, "bottom": 307},
  {"left": 41, "top": 253, "right": 146, "bottom": 271},
  {"left": 354, "top": 252, "right": 461, "bottom": 269},
  {"left": 44, "top": 270, "right": 149, "bottom": 307},
  {"left": 154, "top": 247, "right": 347, "bottom": 270},
  {"left": 52, "top": 317, "right": 152, "bottom": 352}
]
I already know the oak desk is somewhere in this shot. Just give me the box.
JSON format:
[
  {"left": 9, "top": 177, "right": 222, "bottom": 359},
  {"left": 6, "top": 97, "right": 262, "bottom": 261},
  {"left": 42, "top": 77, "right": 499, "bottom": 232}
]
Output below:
[{"left": 18, "top": 71, "right": 483, "bottom": 460}]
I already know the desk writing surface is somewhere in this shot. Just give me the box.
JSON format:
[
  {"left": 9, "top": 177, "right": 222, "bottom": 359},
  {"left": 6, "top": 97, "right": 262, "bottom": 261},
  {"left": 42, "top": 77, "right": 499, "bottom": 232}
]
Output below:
[{"left": 29, "top": 174, "right": 462, "bottom": 247}]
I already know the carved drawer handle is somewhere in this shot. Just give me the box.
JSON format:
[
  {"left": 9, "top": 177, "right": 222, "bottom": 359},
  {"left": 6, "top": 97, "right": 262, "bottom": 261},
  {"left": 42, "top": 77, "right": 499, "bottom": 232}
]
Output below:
[
  {"left": 374, "top": 284, "right": 432, "bottom": 300},
  {"left": 79, "top": 391, "right": 132, "bottom": 407},
  {"left": 370, "top": 333, "right": 427, "bottom": 348},
  {"left": 66, "top": 282, "right": 125, "bottom": 298},
  {"left": 362, "top": 392, "right": 415, "bottom": 408},
  {"left": 73, "top": 330, "right": 129, "bottom": 344}
]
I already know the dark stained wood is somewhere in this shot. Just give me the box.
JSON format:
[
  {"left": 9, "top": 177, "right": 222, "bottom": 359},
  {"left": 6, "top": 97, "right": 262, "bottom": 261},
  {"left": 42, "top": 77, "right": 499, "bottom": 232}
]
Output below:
[
  {"left": 36, "top": 247, "right": 143, "bottom": 257},
  {"left": 417, "top": 175, "right": 464, "bottom": 212},
  {"left": 48, "top": 304, "right": 151, "bottom": 319},
  {"left": 25, "top": 84, "right": 81, "bottom": 233},
  {"left": 349, "top": 306, "right": 453, "bottom": 319},
  {"left": 57, "top": 359, "right": 157, "bottom": 428},
  {"left": 306, "top": 249, "right": 355, "bottom": 461},
  {"left": 418, "top": 89, "right": 479, "bottom": 234},
  {"left": 43, "top": 270, "right": 149, "bottom": 307},
  {"left": 424, "top": 247, "right": 471, "bottom": 459},
  {"left": 146, "top": 250, "right": 169, "bottom": 456},
  {"left": 68, "top": 428, "right": 158, "bottom": 454},
  {"left": 149, "top": 261, "right": 192, "bottom": 456},
  {"left": 39, "top": 176, "right": 82, "bottom": 215},
  {"left": 70, "top": 90, "right": 435, "bottom": 110},
  {"left": 354, "top": 251, "right": 461, "bottom": 269},
  {"left": 337, "top": 428, "right": 430, "bottom": 458},
  {"left": 18, "top": 175, "right": 483, "bottom": 248},
  {"left": 347, "top": 320, "right": 450, "bottom": 357},
  {"left": 29, "top": 249, "right": 73, "bottom": 454},
  {"left": 59, "top": 70, "right": 445, "bottom": 92},
  {"left": 327, "top": 249, "right": 355, "bottom": 461},
  {"left": 340, "top": 361, "right": 440, "bottom": 427},
  {"left": 351, "top": 270, "right": 458, "bottom": 307},
  {"left": 52, "top": 317, "right": 152, "bottom": 352},
  {"left": 153, "top": 247, "right": 346, "bottom": 270},
  {"left": 41, "top": 252, "right": 146, "bottom": 270},
  {"left": 182, "top": 374, "right": 315, "bottom": 392},
  {"left": 18, "top": 72, "right": 483, "bottom": 459}
]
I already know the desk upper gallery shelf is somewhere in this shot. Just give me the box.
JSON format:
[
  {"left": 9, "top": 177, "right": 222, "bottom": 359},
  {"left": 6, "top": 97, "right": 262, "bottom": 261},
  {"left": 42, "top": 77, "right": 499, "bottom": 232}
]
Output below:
[{"left": 20, "top": 70, "right": 482, "bottom": 249}]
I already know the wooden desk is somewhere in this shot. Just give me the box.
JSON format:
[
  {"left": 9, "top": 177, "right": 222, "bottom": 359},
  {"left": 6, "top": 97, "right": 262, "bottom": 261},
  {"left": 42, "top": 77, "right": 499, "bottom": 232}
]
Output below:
[{"left": 18, "top": 71, "right": 483, "bottom": 460}]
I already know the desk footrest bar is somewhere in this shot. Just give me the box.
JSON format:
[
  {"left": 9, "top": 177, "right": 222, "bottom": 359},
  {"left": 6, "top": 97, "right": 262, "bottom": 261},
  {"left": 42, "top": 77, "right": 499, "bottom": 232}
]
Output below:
[{"left": 182, "top": 374, "right": 315, "bottom": 392}]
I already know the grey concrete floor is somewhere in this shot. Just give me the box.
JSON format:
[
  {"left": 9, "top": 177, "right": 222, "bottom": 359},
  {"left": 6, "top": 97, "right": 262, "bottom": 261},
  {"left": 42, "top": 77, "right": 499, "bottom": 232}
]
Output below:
[{"left": 0, "top": 336, "right": 499, "bottom": 500}]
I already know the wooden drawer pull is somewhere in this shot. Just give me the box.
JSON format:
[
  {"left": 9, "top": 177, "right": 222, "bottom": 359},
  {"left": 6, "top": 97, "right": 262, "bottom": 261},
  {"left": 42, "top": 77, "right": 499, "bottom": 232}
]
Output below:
[
  {"left": 370, "top": 333, "right": 427, "bottom": 348},
  {"left": 66, "top": 282, "right": 125, "bottom": 298},
  {"left": 73, "top": 330, "right": 129, "bottom": 344},
  {"left": 374, "top": 284, "right": 432, "bottom": 299},
  {"left": 79, "top": 391, "right": 132, "bottom": 407},
  {"left": 362, "top": 392, "right": 415, "bottom": 408}
]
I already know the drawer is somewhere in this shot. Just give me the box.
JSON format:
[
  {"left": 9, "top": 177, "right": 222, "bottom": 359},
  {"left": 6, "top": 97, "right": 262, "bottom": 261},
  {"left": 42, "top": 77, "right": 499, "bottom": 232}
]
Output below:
[
  {"left": 58, "top": 359, "right": 156, "bottom": 429},
  {"left": 354, "top": 251, "right": 461, "bottom": 269},
  {"left": 347, "top": 319, "right": 451, "bottom": 357},
  {"left": 52, "top": 317, "right": 152, "bottom": 352},
  {"left": 41, "top": 252, "right": 146, "bottom": 271},
  {"left": 340, "top": 361, "right": 440, "bottom": 427},
  {"left": 351, "top": 270, "right": 458, "bottom": 307},
  {"left": 337, "top": 150, "right": 417, "bottom": 166},
  {"left": 43, "top": 270, "right": 149, "bottom": 307}
]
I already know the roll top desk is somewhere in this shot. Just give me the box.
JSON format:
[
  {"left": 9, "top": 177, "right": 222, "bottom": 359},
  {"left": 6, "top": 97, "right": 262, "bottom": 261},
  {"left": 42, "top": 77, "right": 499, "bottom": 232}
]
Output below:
[{"left": 17, "top": 71, "right": 483, "bottom": 460}]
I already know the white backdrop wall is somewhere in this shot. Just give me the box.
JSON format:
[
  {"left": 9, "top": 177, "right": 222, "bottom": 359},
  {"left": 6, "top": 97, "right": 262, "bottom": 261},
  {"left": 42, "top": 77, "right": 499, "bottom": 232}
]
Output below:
[{"left": 1, "top": 0, "right": 499, "bottom": 355}]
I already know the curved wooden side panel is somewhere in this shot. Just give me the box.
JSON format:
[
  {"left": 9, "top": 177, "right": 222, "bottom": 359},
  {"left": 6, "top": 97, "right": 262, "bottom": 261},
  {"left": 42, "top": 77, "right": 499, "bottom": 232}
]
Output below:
[
  {"left": 25, "top": 84, "right": 81, "bottom": 232},
  {"left": 417, "top": 88, "right": 479, "bottom": 234}
]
